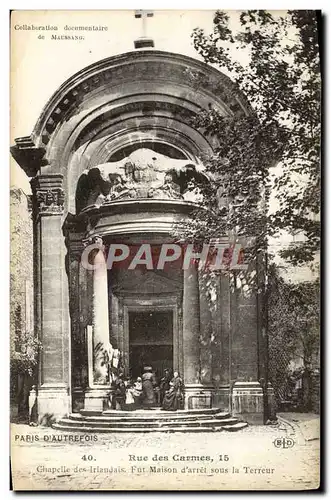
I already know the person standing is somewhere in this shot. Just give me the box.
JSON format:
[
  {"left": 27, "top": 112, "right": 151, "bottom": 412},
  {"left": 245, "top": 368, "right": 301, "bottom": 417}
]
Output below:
[
  {"left": 173, "top": 371, "right": 184, "bottom": 409},
  {"left": 162, "top": 371, "right": 184, "bottom": 411},
  {"left": 131, "top": 377, "right": 143, "bottom": 408},
  {"left": 111, "top": 371, "right": 126, "bottom": 410},
  {"left": 159, "top": 368, "right": 172, "bottom": 405},
  {"left": 141, "top": 366, "right": 157, "bottom": 408}
]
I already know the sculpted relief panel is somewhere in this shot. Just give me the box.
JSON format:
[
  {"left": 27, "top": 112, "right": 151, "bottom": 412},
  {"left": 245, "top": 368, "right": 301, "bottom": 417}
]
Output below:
[{"left": 76, "top": 148, "right": 207, "bottom": 213}]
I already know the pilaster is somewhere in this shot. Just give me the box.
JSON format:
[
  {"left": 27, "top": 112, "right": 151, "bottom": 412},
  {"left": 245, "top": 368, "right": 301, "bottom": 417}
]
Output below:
[
  {"left": 182, "top": 264, "right": 206, "bottom": 408},
  {"left": 31, "top": 173, "right": 70, "bottom": 423},
  {"left": 198, "top": 270, "right": 212, "bottom": 384},
  {"left": 63, "top": 219, "right": 87, "bottom": 413}
]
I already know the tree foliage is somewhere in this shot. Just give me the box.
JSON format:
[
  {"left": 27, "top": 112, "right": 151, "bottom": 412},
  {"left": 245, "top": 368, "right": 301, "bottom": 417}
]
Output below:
[
  {"left": 11, "top": 330, "right": 41, "bottom": 377},
  {"left": 268, "top": 265, "right": 319, "bottom": 363},
  {"left": 267, "top": 264, "right": 319, "bottom": 408},
  {"left": 10, "top": 189, "right": 38, "bottom": 378},
  {"left": 188, "top": 10, "right": 320, "bottom": 266}
]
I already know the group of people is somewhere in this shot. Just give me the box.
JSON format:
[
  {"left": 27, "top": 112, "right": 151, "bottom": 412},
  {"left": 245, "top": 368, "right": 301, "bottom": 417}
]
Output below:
[{"left": 110, "top": 366, "right": 184, "bottom": 411}]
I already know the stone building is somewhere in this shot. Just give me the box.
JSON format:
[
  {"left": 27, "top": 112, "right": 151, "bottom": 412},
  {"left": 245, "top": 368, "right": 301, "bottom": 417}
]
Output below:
[{"left": 11, "top": 48, "right": 269, "bottom": 425}]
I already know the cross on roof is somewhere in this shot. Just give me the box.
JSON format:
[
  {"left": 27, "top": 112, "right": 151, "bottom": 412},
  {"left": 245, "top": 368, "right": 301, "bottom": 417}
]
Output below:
[{"left": 134, "top": 10, "right": 154, "bottom": 49}]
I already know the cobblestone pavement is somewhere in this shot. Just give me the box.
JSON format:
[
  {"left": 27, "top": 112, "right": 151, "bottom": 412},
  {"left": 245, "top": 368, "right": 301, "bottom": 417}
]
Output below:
[{"left": 11, "top": 419, "right": 319, "bottom": 491}]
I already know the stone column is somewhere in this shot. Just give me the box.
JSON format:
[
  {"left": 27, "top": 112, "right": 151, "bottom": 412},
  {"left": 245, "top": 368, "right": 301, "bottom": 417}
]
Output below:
[
  {"left": 31, "top": 174, "right": 70, "bottom": 424},
  {"left": 199, "top": 271, "right": 213, "bottom": 386},
  {"left": 215, "top": 273, "right": 231, "bottom": 411},
  {"left": 257, "top": 251, "right": 276, "bottom": 421},
  {"left": 84, "top": 236, "right": 111, "bottom": 412},
  {"left": 182, "top": 264, "right": 205, "bottom": 408},
  {"left": 78, "top": 258, "right": 89, "bottom": 392},
  {"left": 231, "top": 263, "right": 264, "bottom": 424},
  {"left": 68, "top": 255, "right": 80, "bottom": 402},
  {"left": 196, "top": 270, "right": 214, "bottom": 409},
  {"left": 63, "top": 227, "right": 86, "bottom": 413},
  {"left": 92, "top": 240, "right": 110, "bottom": 374}
]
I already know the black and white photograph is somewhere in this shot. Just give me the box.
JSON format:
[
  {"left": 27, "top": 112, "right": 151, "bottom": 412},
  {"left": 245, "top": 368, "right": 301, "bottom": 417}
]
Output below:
[{"left": 10, "top": 9, "right": 320, "bottom": 490}]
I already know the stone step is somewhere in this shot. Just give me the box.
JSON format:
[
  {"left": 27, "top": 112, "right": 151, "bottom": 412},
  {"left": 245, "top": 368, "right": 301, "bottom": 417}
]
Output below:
[
  {"left": 68, "top": 411, "right": 231, "bottom": 423},
  {"left": 56, "top": 417, "right": 239, "bottom": 429},
  {"left": 81, "top": 407, "right": 224, "bottom": 418},
  {"left": 222, "top": 422, "right": 248, "bottom": 431},
  {"left": 53, "top": 407, "right": 248, "bottom": 433},
  {"left": 103, "top": 408, "right": 230, "bottom": 418},
  {"left": 53, "top": 423, "right": 247, "bottom": 433}
]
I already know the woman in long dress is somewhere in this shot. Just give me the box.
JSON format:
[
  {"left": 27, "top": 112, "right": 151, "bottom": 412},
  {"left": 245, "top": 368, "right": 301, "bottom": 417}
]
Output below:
[
  {"left": 162, "top": 371, "right": 184, "bottom": 411},
  {"left": 131, "top": 377, "right": 143, "bottom": 408},
  {"left": 141, "top": 366, "right": 157, "bottom": 408},
  {"left": 160, "top": 368, "right": 172, "bottom": 405}
]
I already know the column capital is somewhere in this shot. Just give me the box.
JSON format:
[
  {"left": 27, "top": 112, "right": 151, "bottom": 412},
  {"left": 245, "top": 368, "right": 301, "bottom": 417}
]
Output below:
[
  {"left": 83, "top": 234, "right": 104, "bottom": 248},
  {"left": 31, "top": 174, "right": 64, "bottom": 216}
]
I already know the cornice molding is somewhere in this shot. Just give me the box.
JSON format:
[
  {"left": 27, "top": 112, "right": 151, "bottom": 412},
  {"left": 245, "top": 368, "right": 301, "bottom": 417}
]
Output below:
[
  {"left": 32, "top": 51, "right": 250, "bottom": 140},
  {"left": 10, "top": 136, "right": 47, "bottom": 177},
  {"left": 11, "top": 51, "right": 252, "bottom": 177}
]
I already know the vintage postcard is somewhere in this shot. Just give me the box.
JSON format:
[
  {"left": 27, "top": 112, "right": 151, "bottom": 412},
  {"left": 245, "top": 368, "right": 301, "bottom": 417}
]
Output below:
[{"left": 10, "top": 9, "right": 320, "bottom": 491}]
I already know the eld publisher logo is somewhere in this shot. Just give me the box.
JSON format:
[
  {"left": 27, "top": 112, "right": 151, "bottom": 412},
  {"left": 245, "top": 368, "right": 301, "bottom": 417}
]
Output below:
[{"left": 273, "top": 437, "right": 295, "bottom": 449}]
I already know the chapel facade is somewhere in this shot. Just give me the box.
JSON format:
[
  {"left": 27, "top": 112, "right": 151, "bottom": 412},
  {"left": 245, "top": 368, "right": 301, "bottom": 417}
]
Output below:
[{"left": 11, "top": 49, "right": 270, "bottom": 425}]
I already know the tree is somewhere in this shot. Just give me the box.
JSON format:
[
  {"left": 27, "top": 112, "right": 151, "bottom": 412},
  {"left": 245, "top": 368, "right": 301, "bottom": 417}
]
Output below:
[
  {"left": 10, "top": 188, "right": 39, "bottom": 419},
  {"left": 183, "top": 11, "right": 321, "bottom": 413},
  {"left": 268, "top": 264, "right": 319, "bottom": 410},
  {"left": 187, "top": 10, "right": 320, "bottom": 266}
]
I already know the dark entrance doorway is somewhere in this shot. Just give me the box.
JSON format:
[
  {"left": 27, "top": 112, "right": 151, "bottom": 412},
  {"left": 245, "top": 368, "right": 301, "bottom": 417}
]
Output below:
[{"left": 129, "top": 311, "right": 173, "bottom": 382}]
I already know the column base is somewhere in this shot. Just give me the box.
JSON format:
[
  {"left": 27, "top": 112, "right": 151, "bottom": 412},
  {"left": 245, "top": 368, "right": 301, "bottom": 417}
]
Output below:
[
  {"left": 184, "top": 386, "right": 231, "bottom": 411},
  {"left": 211, "top": 386, "right": 231, "bottom": 411},
  {"left": 36, "top": 384, "right": 70, "bottom": 425},
  {"left": 72, "top": 388, "right": 85, "bottom": 413},
  {"left": 184, "top": 384, "right": 213, "bottom": 409},
  {"left": 232, "top": 381, "right": 264, "bottom": 425},
  {"left": 84, "top": 387, "right": 110, "bottom": 412}
]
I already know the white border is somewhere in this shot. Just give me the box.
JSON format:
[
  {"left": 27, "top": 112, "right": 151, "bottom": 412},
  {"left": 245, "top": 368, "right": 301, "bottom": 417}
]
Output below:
[{"left": 2, "top": 3, "right": 327, "bottom": 499}]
